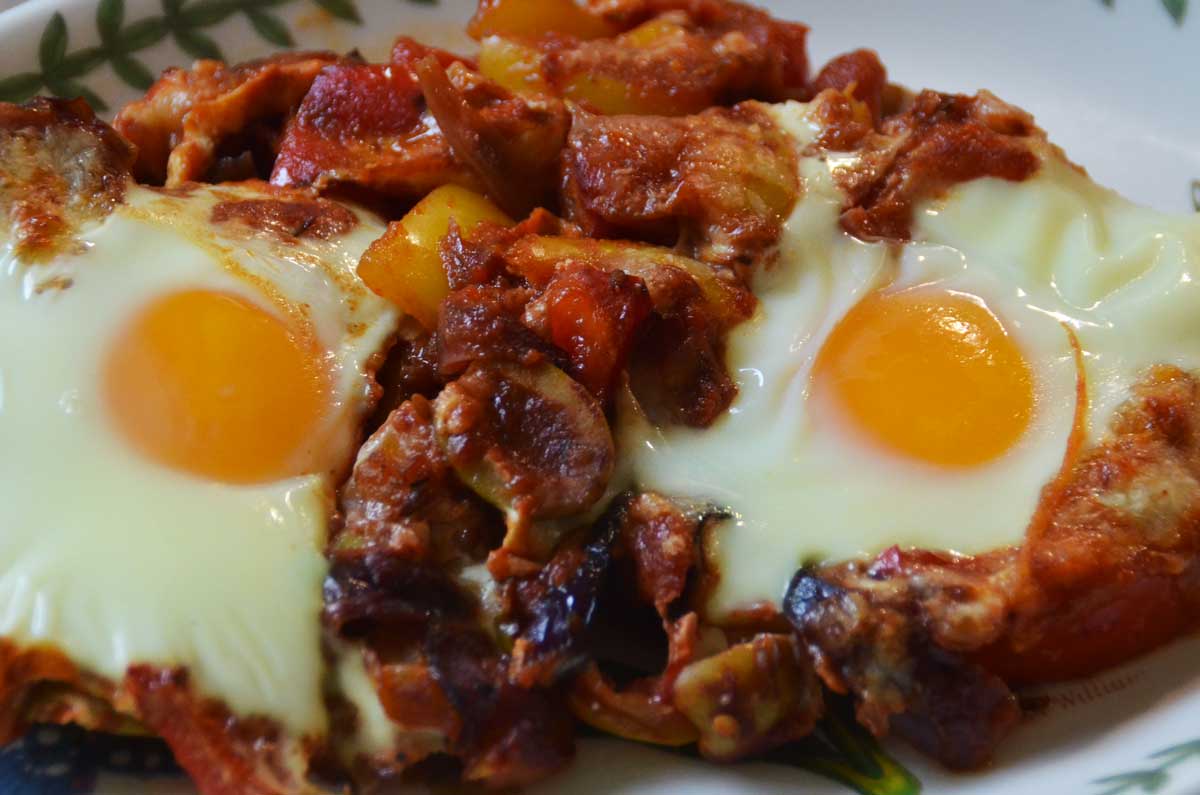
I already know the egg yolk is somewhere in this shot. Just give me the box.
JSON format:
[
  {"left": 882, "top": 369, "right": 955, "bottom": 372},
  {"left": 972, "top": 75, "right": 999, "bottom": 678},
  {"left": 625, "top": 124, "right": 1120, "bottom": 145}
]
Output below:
[
  {"left": 813, "top": 288, "right": 1034, "bottom": 468},
  {"left": 104, "top": 289, "right": 331, "bottom": 484}
]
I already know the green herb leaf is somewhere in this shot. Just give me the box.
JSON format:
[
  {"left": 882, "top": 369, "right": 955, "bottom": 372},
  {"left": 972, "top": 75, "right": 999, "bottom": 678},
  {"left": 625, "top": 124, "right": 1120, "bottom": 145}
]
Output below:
[
  {"left": 96, "top": 0, "right": 125, "bottom": 44},
  {"left": 44, "top": 76, "right": 107, "bottom": 112},
  {"left": 1162, "top": 0, "right": 1188, "bottom": 24},
  {"left": 173, "top": 27, "right": 224, "bottom": 60},
  {"left": 161, "top": 0, "right": 185, "bottom": 15},
  {"left": 0, "top": 72, "right": 44, "bottom": 103},
  {"left": 111, "top": 55, "right": 156, "bottom": 90},
  {"left": 766, "top": 700, "right": 920, "bottom": 795},
  {"left": 57, "top": 46, "right": 108, "bottom": 78},
  {"left": 314, "top": 0, "right": 362, "bottom": 22},
  {"left": 245, "top": 8, "right": 294, "bottom": 47},
  {"left": 178, "top": 0, "right": 239, "bottom": 27},
  {"left": 38, "top": 12, "right": 69, "bottom": 71},
  {"left": 117, "top": 17, "right": 169, "bottom": 50}
]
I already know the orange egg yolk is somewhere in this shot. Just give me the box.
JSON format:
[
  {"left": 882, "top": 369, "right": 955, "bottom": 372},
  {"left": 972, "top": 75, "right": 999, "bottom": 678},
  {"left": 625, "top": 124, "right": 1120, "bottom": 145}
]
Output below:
[
  {"left": 104, "top": 289, "right": 331, "bottom": 484},
  {"left": 813, "top": 288, "right": 1034, "bottom": 468}
]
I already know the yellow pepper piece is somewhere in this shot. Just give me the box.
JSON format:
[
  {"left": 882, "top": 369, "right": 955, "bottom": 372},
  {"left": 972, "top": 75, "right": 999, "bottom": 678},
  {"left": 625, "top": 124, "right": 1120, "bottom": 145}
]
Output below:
[
  {"left": 468, "top": 0, "right": 617, "bottom": 41},
  {"left": 620, "top": 16, "right": 688, "bottom": 48},
  {"left": 561, "top": 73, "right": 664, "bottom": 116},
  {"left": 558, "top": 19, "right": 702, "bottom": 115},
  {"left": 357, "top": 185, "right": 513, "bottom": 330},
  {"left": 478, "top": 36, "right": 550, "bottom": 96}
]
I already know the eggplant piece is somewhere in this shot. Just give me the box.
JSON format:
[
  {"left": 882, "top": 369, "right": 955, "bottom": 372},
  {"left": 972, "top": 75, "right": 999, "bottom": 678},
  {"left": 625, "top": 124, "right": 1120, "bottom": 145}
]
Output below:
[
  {"left": 507, "top": 497, "right": 627, "bottom": 686},
  {"left": 433, "top": 361, "right": 615, "bottom": 560},
  {"left": 783, "top": 570, "right": 1020, "bottom": 770},
  {"left": 323, "top": 555, "right": 475, "bottom": 637},
  {"left": 424, "top": 629, "right": 576, "bottom": 787}
]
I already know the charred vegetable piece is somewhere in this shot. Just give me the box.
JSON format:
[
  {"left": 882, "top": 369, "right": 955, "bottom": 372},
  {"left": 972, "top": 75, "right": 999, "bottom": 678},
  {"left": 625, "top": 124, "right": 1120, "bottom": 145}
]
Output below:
[
  {"left": 672, "top": 634, "right": 823, "bottom": 762},
  {"left": 508, "top": 500, "right": 624, "bottom": 687},
  {"left": 323, "top": 555, "right": 476, "bottom": 637},
  {"left": 433, "top": 362, "right": 615, "bottom": 556},
  {"left": 468, "top": 0, "right": 617, "bottom": 41},
  {"left": 424, "top": 629, "right": 576, "bottom": 787},
  {"left": 783, "top": 571, "right": 1020, "bottom": 770},
  {"left": 357, "top": 185, "right": 513, "bottom": 329}
]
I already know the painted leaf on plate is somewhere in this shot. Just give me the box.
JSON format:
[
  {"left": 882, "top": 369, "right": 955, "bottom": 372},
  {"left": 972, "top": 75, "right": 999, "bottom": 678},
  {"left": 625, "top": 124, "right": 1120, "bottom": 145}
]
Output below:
[
  {"left": 1100, "top": 0, "right": 1189, "bottom": 24},
  {"left": 0, "top": 0, "right": 450, "bottom": 112},
  {"left": 1092, "top": 738, "right": 1200, "bottom": 795}
]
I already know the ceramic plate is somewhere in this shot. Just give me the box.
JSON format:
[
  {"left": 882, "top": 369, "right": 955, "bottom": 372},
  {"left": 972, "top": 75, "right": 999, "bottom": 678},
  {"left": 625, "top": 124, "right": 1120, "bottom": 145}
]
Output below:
[{"left": 0, "top": 0, "right": 1198, "bottom": 793}]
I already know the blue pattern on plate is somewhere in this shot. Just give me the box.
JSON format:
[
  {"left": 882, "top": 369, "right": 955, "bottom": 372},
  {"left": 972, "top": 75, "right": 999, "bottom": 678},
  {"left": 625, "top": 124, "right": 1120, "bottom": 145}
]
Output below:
[{"left": 0, "top": 725, "right": 180, "bottom": 795}]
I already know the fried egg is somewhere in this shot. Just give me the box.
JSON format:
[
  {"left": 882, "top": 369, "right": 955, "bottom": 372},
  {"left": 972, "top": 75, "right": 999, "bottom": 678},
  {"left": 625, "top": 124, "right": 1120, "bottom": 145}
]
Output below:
[
  {"left": 0, "top": 183, "right": 397, "bottom": 736},
  {"left": 624, "top": 101, "right": 1200, "bottom": 619}
]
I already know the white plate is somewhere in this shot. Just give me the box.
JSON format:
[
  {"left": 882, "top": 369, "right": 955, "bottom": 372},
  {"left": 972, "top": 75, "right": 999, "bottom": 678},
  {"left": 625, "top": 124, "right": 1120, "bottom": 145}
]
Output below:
[{"left": 0, "top": 1, "right": 1197, "bottom": 793}]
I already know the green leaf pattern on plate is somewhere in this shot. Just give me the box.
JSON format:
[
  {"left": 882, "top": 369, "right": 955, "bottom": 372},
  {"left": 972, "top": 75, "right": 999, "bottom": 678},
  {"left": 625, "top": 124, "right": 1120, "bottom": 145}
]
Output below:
[
  {"left": 1101, "top": 0, "right": 1189, "bottom": 24},
  {"left": 0, "top": 0, "right": 437, "bottom": 111},
  {"left": 1093, "top": 739, "right": 1200, "bottom": 795}
]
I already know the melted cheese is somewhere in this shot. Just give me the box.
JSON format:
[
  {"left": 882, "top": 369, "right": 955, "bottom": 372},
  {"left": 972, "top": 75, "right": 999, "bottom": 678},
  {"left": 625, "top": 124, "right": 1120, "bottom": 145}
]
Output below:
[
  {"left": 0, "top": 184, "right": 397, "bottom": 736},
  {"left": 623, "top": 101, "right": 1200, "bottom": 619}
]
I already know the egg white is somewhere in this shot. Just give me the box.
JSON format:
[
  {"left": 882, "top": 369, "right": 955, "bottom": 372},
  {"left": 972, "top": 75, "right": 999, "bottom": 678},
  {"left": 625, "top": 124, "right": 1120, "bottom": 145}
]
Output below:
[
  {"left": 623, "top": 101, "right": 1200, "bottom": 619},
  {"left": 0, "top": 183, "right": 397, "bottom": 736}
]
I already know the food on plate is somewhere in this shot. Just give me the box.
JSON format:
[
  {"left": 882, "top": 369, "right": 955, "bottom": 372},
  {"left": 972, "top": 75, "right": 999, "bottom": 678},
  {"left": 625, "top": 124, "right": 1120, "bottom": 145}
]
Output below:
[
  {"left": 1, "top": 0, "right": 1198, "bottom": 793},
  {"left": 0, "top": 97, "right": 399, "bottom": 791}
]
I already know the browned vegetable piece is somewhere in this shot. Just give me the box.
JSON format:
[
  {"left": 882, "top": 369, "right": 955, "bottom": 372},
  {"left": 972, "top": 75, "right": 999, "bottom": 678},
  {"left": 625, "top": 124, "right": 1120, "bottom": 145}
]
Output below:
[
  {"left": 810, "top": 49, "right": 888, "bottom": 127},
  {"left": 270, "top": 58, "right": 464, "bottom": 202},
  {"left": 619, "top": 492, "right": 701, "bottom": 615},
  {"left": 504, "top": 237, "right": 747, "bottom": 428},
  {"left": 424, "top": 629, "right": 576, "bottom": 787},
  {"left": 523, "top": 264, "right": 653, "bottom": 402},
  {"left": 333, "top": 395, "right": 500, "bottom": 566},
  {"left": 672, "top": 634, "right": 824, "bottom": 762},
  {"left": 560, "top": 103, "right": 798, "bottom": 271},
  {"left": 507, "top": 503, "right": 623, "bottom": 688},
  {"left": 361, "top": 648, "right": 457, "bottom": 766},
  {"left": 415, "top": 57, "right": 570, "bottom": 218},
  {"left": 569, "top": 664, "right": 700, "bottom": 747},
  {"left": 437, "top": 284, "right": 560, "bottom": 375},
  {"left": 477, "top": 0, "right": 810, "bottom": 116},
  {"left": 504, "top": 235, "right": 754, "bottom": 329},
  {"left": 433, "top": 362, "right": 615, "bottom": 558},
  {"left": 783, "top": 570, "right": 1020, "bottom": 770},
  {"left": 828, "top": 89, "right": 1043, "bottom": 242},
  {"left": 568, "top": 611, "right": 711, "bottom": 747},
  {"left": 114, "top": 52, "right": 343, "bottom": 186},
  {"left": 0, "top": 98, "right": 135, "bottom": 261}
]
